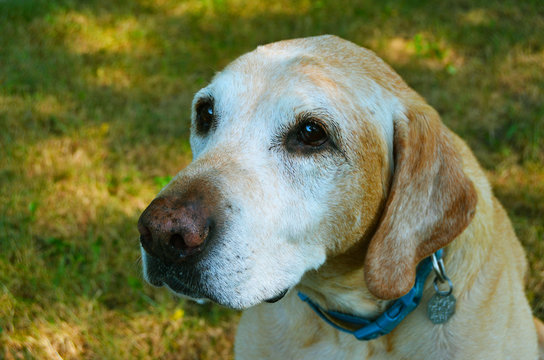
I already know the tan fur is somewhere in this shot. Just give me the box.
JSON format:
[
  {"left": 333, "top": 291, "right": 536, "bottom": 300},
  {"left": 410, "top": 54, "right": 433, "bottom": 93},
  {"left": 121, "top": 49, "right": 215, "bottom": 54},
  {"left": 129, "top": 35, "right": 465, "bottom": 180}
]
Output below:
[{"left": 233, "top": 36, "right": 541, "bottom": 359}]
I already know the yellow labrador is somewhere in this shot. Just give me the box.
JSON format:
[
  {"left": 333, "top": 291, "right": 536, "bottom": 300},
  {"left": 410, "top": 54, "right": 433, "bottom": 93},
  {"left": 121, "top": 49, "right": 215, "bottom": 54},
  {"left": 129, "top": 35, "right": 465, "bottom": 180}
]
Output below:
[{"left": 138, "top": 35, "right": 544, "bottom": 359}]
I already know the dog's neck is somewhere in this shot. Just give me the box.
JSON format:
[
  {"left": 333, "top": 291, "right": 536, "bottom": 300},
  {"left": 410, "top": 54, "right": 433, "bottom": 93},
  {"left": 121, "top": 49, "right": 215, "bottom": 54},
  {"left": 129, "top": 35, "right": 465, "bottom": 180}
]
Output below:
[
  {"left": 297, "top": 202, "right": 489, "bottom": 326},
  {"left": 297, "top": 243, "right": 391, "bottom": 320}
]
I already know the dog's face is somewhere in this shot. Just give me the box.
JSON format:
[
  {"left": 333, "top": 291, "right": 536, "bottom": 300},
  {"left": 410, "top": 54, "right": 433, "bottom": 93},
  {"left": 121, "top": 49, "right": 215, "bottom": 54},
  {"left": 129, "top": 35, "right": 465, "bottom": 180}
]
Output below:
[{"left": 139, "top": 35, "right": 476, "bottom": 309}]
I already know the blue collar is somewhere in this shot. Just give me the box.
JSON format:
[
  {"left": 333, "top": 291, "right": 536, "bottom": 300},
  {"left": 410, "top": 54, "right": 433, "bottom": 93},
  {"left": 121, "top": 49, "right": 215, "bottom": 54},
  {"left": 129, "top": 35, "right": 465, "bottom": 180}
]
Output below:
[{"left": 298, "top": 249, "right": 442, "bottom": 341}]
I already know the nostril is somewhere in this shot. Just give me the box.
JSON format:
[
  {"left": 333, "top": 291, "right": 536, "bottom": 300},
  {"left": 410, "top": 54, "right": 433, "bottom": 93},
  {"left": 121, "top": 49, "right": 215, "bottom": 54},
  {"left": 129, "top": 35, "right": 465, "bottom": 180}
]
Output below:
[
  {"left": 169, "top": 234, "right": 186, "bottom": 251},
  {"left": 139, "top": 225, "right": 153, "bottom": 249},
  {"left": 167, "top": 221, "right": 211, "bottom": 258}
]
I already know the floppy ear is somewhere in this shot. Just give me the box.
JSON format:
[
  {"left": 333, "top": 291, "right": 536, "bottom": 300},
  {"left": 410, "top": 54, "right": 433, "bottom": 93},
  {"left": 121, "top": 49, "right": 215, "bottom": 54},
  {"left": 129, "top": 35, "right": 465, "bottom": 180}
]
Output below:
[{"left": 364, "top": 101, "right": 477, "bottom": 300}]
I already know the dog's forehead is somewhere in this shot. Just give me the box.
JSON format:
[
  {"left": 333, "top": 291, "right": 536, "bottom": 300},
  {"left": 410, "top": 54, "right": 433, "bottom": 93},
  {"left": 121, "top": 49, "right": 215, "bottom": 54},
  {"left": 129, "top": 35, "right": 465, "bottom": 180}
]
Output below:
[
  {"left": 220, "top": 35, "right": 408, "bottom": 96},
  {"left": 213, "top": 48, "right": 339, "bottom": 108},
  {"left": 214, "top": 39, "right": 356, "bottom": 104}
]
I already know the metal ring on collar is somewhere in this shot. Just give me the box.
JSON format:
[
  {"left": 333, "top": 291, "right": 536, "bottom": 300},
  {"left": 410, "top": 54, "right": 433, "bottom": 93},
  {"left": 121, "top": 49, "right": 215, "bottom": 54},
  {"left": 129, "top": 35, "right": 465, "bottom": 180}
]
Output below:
[
  {"left": 433, "top": 276, "right": 453, "bottom": 296},
  {"left": 431, "top": 252, "right": 448, "bottom": 283}
]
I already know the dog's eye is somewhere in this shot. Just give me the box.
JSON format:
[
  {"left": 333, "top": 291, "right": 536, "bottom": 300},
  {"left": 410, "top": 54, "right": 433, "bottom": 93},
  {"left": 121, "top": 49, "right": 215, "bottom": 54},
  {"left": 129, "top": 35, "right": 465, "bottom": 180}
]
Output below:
[
  {"left": 297, "top": 121, "right": 328, "bottom": 147},
  {"left": 195, "top": 99, "right": 214, "bottom": 135}
]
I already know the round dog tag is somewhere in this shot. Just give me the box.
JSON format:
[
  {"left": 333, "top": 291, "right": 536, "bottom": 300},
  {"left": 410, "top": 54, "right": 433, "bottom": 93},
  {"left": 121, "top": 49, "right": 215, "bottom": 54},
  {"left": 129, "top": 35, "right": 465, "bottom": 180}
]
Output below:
[{"left": 427, "top": 293, "right": 456, "bottom": 324}]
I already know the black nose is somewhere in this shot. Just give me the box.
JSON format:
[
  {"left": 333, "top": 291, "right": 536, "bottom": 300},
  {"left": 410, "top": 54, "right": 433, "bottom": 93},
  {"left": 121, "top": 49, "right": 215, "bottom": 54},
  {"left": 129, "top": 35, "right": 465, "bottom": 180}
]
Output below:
[{"left": 138, "top": 196, "right": 212, "bottom": 263}]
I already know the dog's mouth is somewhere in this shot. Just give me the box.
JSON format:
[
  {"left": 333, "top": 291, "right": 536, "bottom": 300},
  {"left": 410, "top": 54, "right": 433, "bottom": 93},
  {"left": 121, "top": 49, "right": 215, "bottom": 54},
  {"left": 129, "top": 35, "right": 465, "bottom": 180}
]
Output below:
[
  {"left": 142, "top": 251, "right": 207, "bottom": 298},
  {"left": 264, "top": 288, "right": 289, "bottom": 303},
  {"left": 143, "top": 247, "right": 292, "bottom": 306}
]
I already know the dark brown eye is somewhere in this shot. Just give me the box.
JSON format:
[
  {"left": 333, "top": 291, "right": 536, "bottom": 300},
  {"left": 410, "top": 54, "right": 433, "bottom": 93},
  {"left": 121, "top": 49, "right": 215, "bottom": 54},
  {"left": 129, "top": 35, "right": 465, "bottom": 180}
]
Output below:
[
  {"left": 195, "top": 100, "right": 214, "bottom": 134},
  {"left": 297, "top": 121, "right": 328, "bottom": 147}
]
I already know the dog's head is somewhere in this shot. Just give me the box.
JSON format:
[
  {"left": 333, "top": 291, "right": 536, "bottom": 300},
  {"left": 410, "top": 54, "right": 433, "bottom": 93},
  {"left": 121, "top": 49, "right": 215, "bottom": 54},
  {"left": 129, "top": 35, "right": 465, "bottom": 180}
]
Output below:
[{"left": 138, "top": 35, "right": 476, "bottom": 309}]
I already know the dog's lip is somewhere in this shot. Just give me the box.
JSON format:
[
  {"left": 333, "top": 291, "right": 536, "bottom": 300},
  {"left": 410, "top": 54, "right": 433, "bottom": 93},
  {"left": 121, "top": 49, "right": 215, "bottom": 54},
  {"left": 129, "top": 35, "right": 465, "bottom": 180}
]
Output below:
[
  {"left": 143, "top": 264, "right": 167, "bottom": 287},
  {"left": 162, "top": 274, "right": 190, "bottom": 292},
  {"left": 147, "top": 276, "right": 165, "bottom": 287},
  {"left": 151, "top": 267, "right": 194, "bottom": 295},
  {"left": 143, "top": 252, "right": 187, "bottom": 290},
  {"left": 143, "top": 250, "right": 212, "bottom": 302},
  {"left": 264, "top": 288, "right": 289, "bottom": 303}
]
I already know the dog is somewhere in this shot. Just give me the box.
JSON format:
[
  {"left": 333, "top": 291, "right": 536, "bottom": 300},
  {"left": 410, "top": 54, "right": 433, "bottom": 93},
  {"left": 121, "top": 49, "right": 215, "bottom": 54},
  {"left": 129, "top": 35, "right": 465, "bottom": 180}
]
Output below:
[{"left": 138, "top": 35, "right": 544, "bottom": 359}]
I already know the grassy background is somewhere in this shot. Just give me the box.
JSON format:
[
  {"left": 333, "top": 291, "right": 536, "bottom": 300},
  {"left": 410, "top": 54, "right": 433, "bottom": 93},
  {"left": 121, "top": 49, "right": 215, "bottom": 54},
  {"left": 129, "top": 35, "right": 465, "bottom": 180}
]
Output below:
[{"left": 0, "top": 0, "right": 542, "bottom": 358}]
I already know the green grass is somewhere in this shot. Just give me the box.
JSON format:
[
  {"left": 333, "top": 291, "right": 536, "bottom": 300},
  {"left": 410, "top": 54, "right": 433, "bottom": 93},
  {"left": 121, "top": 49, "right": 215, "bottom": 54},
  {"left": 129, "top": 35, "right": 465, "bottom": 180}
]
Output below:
[{"left": 1, "top": 0, "right": 543, "bottom": 358}]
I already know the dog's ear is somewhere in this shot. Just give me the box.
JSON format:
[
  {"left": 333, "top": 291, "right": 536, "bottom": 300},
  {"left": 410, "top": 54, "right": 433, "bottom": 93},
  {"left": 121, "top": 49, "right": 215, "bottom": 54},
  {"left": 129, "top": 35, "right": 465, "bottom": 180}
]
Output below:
[{"left": 364, "top": 100, "right": 477, "bottom": 300}]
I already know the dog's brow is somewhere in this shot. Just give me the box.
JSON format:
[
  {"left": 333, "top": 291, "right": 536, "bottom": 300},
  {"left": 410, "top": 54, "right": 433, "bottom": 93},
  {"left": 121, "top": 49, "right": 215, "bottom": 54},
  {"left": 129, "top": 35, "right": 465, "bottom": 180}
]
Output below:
[{"left": 193, "top": 94, "right": 214, "bottom": 111}]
